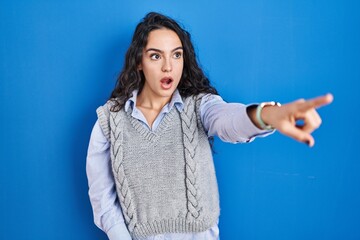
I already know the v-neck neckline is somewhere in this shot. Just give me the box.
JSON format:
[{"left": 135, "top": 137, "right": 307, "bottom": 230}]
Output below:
[{"left": 126, "top": 108, "right": 178, "bottom": 142}]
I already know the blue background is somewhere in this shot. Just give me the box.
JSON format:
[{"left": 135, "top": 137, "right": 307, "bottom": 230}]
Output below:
[{"left": 1, "top": 0, "right": 359, "bottom": 239}]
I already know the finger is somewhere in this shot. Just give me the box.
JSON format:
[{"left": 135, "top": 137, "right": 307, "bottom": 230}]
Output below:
[
  {"left": 278, "top": 122, "right": 315, "bottom": 147},
  {"left": 298, "top": 93, "right": 334, "bottom": 111},
  {"left": 297, "top": 109, "right": 322, "bottom": 133}
]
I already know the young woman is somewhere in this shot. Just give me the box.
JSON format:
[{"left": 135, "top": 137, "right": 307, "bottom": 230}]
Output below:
[{"left": 86, "top": 12, "right": 333, "bottom": 240}]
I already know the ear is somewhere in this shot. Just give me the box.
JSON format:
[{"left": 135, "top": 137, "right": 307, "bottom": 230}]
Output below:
[{"left": 138, "top": 64, "right": 142, "bottom": 71}]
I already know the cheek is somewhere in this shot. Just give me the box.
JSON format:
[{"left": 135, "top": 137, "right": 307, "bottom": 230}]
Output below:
[
  {"left": 175, "top": 61, "right": 184, "bottom": 77},
  {"left": 142, "top": 64, "right": 158, "bottom": 78}
]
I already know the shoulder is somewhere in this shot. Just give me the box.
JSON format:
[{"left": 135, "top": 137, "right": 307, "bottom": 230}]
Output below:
[
  {"left": 96, "top": 99, "right": 119, "bottom": 142},
  {"left": 181, "top": 94, "right": 211, "bottom": 118},
  {"left": 97, "top": 98, "right": 119, "bottom": 113},
  {"left": 182, "top": 93, "right": 207, "bottom": 105},
  {"left": 183, "top": 93, "right": 224, "bottom": 109}
]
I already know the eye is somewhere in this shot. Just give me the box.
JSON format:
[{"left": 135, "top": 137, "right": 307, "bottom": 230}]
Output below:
[
  {"left": 173, "top": 52, "right": 182, "bottom": 59},
  {"left": 150, "top": 53, "right": 161, "bottom": 60}
]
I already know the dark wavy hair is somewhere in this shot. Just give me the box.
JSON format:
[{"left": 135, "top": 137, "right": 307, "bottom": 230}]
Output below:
[{"left": 109, "top": 12, "right": 218, "bottom": 111}]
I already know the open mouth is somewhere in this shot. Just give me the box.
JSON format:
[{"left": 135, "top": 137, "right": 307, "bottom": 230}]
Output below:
[{"left": 160, "top": 77, "right": 173, "bottom": 89}]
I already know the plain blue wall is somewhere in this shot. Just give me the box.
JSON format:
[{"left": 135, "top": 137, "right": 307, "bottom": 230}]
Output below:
[{"left": 1, "top": 0, "right": 359, "bottom": 239}]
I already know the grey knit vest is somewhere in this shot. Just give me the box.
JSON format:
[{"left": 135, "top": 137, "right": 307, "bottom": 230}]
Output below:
[{"left": 96, "top": 95, "right": 220, "bottom": 239}]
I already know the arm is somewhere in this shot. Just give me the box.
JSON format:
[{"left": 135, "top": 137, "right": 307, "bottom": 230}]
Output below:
[
  {"left": 86, "top": 121, "right": 132, "bottom": 240},
  {"left": 247, "top": 94, "right": 334, "bottom": 147},
  {"left": 200, "top": 94, "right": 274, "bottom": 143}
]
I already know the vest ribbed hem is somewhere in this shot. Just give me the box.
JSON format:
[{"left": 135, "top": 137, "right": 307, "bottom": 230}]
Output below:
[{"left": 131, "top": 215, "right": 219, "bottom": 240}]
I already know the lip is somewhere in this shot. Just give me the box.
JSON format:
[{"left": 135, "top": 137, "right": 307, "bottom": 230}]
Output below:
[{"left": 160, "top": 76, "right": 173, "bottom": 83}]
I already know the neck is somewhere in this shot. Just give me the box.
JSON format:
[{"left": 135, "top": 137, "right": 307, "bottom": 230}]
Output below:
[{"left": 136, "top": 90, "right": 172, "bottom": 111}]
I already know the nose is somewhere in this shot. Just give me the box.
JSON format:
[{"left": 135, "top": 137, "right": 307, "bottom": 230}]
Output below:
[{"left": 161, "top": 58, "right": 172, "bottom": 72}]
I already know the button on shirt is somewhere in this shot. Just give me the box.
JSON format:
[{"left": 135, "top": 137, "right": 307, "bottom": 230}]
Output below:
[{"left": 86, "top": 90, "right": 272, "bottom": 240}]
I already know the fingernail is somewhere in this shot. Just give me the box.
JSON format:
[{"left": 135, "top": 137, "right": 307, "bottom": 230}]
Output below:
[{"left": 326, "top": 93, "right": 334, "bottom": 102}]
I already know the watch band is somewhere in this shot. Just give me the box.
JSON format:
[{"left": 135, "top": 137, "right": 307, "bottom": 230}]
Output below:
[{"left": 256, "top": 101, "right": 282, "bottom": 130}]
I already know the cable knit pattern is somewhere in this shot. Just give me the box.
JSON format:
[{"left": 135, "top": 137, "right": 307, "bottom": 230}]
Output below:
[
  {"left": 181, "top": 96, "right": 202, "bottom": 221},
  {"left": 96, "top": 95, "right": 220, "bottom": 240},
  {"left": 109, "top": 110, "right": 137, "bottom": 232}
]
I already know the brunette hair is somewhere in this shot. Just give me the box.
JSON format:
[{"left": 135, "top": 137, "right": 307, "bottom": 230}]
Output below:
[{"left": 109, "top": 12, "right": 218, "bottom": 111}]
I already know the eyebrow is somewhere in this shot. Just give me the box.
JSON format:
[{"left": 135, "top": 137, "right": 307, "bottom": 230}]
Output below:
[{"left": 145, "top": 46, "right": 183, "bottom": 53}]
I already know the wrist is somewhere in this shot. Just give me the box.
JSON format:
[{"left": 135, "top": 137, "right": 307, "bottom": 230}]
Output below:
[{"left": 256, "top": 102, "right": 281, "bottom": 130}]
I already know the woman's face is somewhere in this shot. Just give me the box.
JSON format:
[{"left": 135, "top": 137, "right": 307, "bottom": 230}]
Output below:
[{"left": 139, "top": 28, "right": 184, "bottom": 99}]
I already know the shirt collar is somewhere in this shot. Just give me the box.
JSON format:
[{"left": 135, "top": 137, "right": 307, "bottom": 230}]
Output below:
[{"left": 124, "top": 89, "right": 184, "bottom": 113}]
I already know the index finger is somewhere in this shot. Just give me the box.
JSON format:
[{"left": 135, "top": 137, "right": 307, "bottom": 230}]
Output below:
[{"left": 299, "top": 93, "right": 334, "bottom": 111}]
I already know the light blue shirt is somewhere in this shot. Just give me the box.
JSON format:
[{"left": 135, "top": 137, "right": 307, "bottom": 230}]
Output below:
[{"left": 86, "top": 90, "right": 272, "bottom": 240}]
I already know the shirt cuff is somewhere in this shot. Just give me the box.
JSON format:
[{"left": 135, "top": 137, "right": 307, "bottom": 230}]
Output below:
[{"left": 107, "top": 223, "right": 132, "bottom": 240}]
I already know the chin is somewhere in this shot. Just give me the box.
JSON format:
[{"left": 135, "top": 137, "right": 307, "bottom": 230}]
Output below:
[{"left": 159, "top": 90, "right": 175, "bottom": 98}]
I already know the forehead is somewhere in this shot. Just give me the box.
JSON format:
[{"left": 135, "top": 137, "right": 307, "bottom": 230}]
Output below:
[{"left": 145, "top": 28, "right": 182, "bottom": 49}]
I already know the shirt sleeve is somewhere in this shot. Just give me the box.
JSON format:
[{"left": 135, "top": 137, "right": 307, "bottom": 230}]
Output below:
[
  {"left": 199, "top": 94, "right": 274, "bottom": 143},
  {"left": 86, "top": 120, "right": 131, "bottom": 239}
]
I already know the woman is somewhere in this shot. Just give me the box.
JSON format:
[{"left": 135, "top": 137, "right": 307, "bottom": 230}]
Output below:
[{"left": 86, "top": 12, "right": 333, "bottom": 240}]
